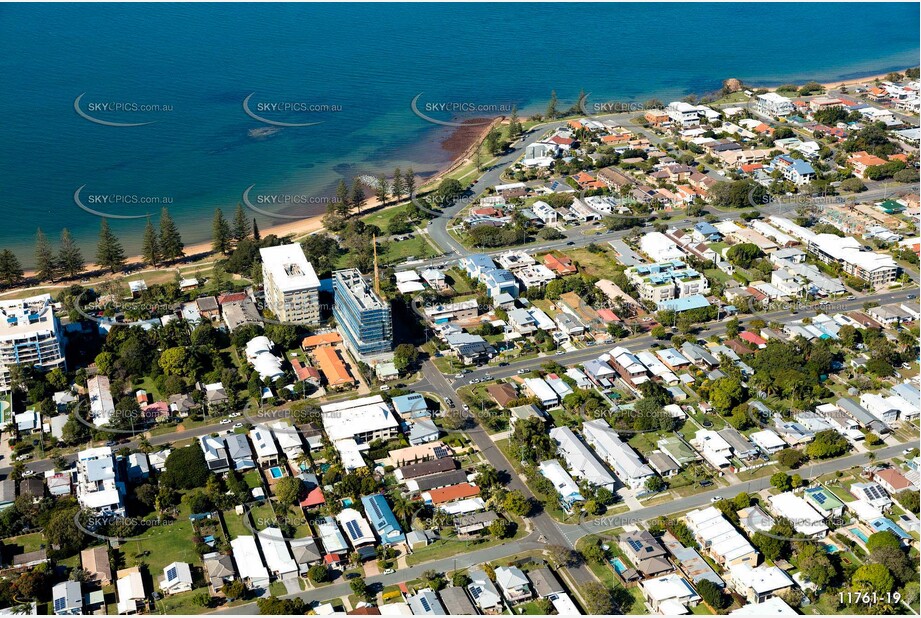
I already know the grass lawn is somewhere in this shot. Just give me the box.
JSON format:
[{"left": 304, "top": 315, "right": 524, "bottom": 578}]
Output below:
[
  {"left": 156, "top": 586, "right": 212, "bottom": 615},
  {"left": 222, "top": 509, "right": 251, "bottom": 540},
  {"left": 248, "top": 503, "right": 277, "bottom": 531},
  {"left": 691, "top": 601, "right": 715, "bottom": 614},
  {"left": 551, "top": 246, "right": 623, "bottom": 280},
  {"left": 379, "top": 235, "right": 438, "bottom": 264},
  {"left": 444, "top": 267, "right": 474, "bottom": 295},
  {"left": 243, "top": 469, "right": 264, "bottom": 489},
  {"left": 4, "top": 531, "right": 46, "bottom": 555},
  {"left": 269, "top": 581, "right": 287, "bottom": 596},
  {"left": 120, "top": 501, "right": 202, "bottom": 578},
  {"left": 361, "top": 202, "right": 411, "bottom": 230},
  {"left": 405, "top": 518, "right": 525, "bottom": 566}
]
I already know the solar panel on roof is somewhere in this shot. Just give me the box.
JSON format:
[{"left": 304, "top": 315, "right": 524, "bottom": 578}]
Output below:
[
  {"left": 420, "top": 597, "right": 431, "bottom": 612},
  {"left": 346, "top": 520, "right": 361, "bottom": 539},
  {"left": 814, "top": 493, "right": 827, "bottom": 504},
  {"left": 166, "top": 566, "right": 178, "bottom": 581},
  {"left": 54, "top": 598, "right": 67, "bottom": 612},
  {"left": 370, "top": 499, "right": 384, "bottom": 519},
  {"left": 470, "top": 586, "right": 482, "bottom": 600}
]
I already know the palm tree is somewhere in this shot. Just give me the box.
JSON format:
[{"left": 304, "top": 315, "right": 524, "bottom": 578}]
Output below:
[
  {"left": 136, "top": 436, "right": 153, "bottom": 454},
  {"left": 389, "top": 492, "right": 415, "bottom": 528}
]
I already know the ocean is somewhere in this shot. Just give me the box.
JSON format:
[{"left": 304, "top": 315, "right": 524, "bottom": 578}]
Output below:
[{"left": 0, "top": 2, "right": 918, "bottom": 264}]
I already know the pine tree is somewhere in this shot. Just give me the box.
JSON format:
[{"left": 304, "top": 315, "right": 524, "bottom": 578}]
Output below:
[
  {"left": 211, "top": 208, "right": 231, "bottom": 255},
  {"left": 159, "top": 207, "right": 184, "bottom": 261},
  {"left": 232, "top": 203, "right": 251, "bottom": 242},
  {"left": 547, "top": 90, "right": 558, "bottom": 119},
  {"left": 404, "top": 168, "right": 416, "bottom": 199},
  {"left": 391, "top": 168, "right": 405, "bottom": 204},
  {"left": 34, "top": 228, "right": 57, "bottom": 282},
  {"left": 252, "top": 218, "right": 261, "bottom": 241},
  {"left": 335, "top": 180, "right": 350, "bottom": 217},
  {"left": 350, "top": 179, "right": 366, "bottom": 216},
  {"left": 376, "top": 174, "right": 389, "bottom": 207},
  {"left": 509, "top": 105, "right": 522, "bottom": 138},
  {"left": 95, "top": 220, "right": 125, "bottom": 273},
  {"left": 0, "top": 250, "right": 23, "bottom": 286},
  {"left": 141, "top": 218, "right": 161, "bottom": 266},
  {"left": 57, "top": 229, "right": 84, "bottom": 278}
]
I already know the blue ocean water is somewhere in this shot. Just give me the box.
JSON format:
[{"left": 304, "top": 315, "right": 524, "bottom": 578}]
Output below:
[{"left": 0, "top": 3, "right": 917, "bottom": 263}]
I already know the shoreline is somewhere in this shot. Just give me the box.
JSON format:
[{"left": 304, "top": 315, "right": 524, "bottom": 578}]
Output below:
[
  {"left": 19, "top": 117, "right": 502, "bottom": 282},
  {"left": 12, "top": 64, "right": 917, "bottom": 284}
]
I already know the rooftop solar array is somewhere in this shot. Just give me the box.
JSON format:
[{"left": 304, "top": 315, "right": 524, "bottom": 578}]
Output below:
[{"left": 166, "top": 566, "right": 178, "bottom": 581}]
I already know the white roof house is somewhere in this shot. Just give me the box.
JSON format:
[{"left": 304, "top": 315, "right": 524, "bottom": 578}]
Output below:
[
  {"left": 550, "top": 592, "right": 581, "bottom": 615},
  {"left": 257, "top": 528, "right": 299, "bottom": 578},
  {"left": 406, "top": 589, "right": 445, "bottom": 616},
  {"left": 523, "top": 377, "right": 559, "bottom": 407},
  {"left": 316, "top": 516, "right": 350, "bottom": 554},
  {"left": 321, "top": 395, "right": 399, "bottom": 443},
  {"left": 549, "top": 426, "right": 616, "bottom": 490},
  {"left": 694, "top": 429, "right": 733, "bottom": 468},
  {"left": 728, "top": 563, "right": 794, "bottom": 604},
  {"left": 686, "top": 507, "right": 757, "bottom": 566},
  {"left": 159, "top": 562, "right": 193, "bottom": 595},
  {"left": 640, "top": 232, "right": 686, "bottom": 262},
  {"left": 87, "top": 375, "right": 115, "bottom": 427},
  {"left": 730, "top": 596, "right": 797, "bottom": 615},
  {"left": 641, "top": 573, "right": 700, "bottom": 614},
  {"left": 750, "top": 430, "right": 786, "bottom": 453},
  {"left": 244, "top": 336, "right": 286, "bottom": 382},
  {"left": 249, "top": 425, "right": 280, "bottom": 463},
  {"left": 336, "top": 508, "right": 376, "bottom": 547},
  {"left": 538, "top": 459, "right": 584, "bottom": 509},
  {"left": 230, "top": 536, "right": 271, "bottom": 589},
  {"left": 267, "top": 421, "right": 303, "bottom": 458},
  {"left": 52, "top": 581, "right": 83, "bottom": 615},
  {"left": 467, "top": 568, "right": 503, "bottom": 611},
  {"left": 581, "top": 419, "right": 654, "bottom": 490},
  {"left": 115, "top": 569, "right": 146, "bottom": 615},
  {"left": 768, "top": 492, "right": 828, "bottom": 537}
]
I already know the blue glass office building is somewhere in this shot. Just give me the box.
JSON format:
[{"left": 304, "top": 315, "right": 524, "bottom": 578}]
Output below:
[{"left": 332, "top": 269, "right": 393, "bottom": 360}]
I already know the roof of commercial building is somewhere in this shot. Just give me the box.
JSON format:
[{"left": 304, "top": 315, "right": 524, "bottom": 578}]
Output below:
[{"left": 260, "top": 244, "right": 320, "bottom": 292}]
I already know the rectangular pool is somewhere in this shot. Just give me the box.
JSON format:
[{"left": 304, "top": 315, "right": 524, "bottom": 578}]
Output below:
[
  {"left": 610, "top": 557, "right": 627, "bottom": 574},
  {"left": 850, "top": 528, "right": 869, "bottom": 543},
  {"left": 268, "top": 466, "right": 284, "bottom": 479}
]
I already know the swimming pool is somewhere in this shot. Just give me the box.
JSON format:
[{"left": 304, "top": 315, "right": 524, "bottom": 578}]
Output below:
[
  {"left": 824, "top": 544, "right": 839, "bottom": 554},
  {"left": 268, "top": 466, "right": 284, "bottom": 479},
  {"left": 611, "top": 557, "right": 627, "bottom": 574},
  {"left": 850, "top": 528, "right": 869, "bottom": 543}
]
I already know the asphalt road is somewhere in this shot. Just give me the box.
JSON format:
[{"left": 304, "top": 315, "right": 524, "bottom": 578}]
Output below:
[{"left": 210, "top": 440, "right": 914, "bottom": 615}]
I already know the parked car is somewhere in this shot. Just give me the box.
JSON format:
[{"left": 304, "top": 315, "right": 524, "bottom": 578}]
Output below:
[{"left": 220, "top": 419, "right": 232, "bottom": 425}]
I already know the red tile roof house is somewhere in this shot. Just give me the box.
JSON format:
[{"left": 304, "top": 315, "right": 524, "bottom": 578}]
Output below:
[
  {"left": 872, "top": 468, "right": 913, "bottom": 494},
  {"left": 739, "top": 331, "right": 767, "bottom": 349},
  {"left": 597, "top": 309, "right": 620, "bottom": 323},
  {"left": 543, "top": 253, "right": 577, "bottom": 275}
]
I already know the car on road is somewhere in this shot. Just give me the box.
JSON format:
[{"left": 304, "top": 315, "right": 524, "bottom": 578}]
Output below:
[
  {"left": 380, "top": 385, "right": 390, "bottom": 391},
  {"left": 229, "top": 412, "right": 242, "bottom": 418},
  {"left": 105, "top": 441, "right": 117, "bottom": 447},
  {"left": 383, "top": 568, "right": 396, "bottom": 575},
  {"left": 455, "top": 373, "right": 464, "bottom": 379},
  {"left": 566, "top": 241, "right": 576, "bottom": 246},
  {"left": 903, "top": 448, "right": 914, "bottom": 455},
  {"left": 517, "top": 368, "right": 527, "bottom": 374},
  {"left": 846, "top": 295, "right": 855, "bottom": 300},
  {"left": 220, "top": 419, "right": 232, "bottom": 425},
  {"left": 233, "top": 423, "right": 244, "bottom": 429},
  {"left": 21, "top": 469, "right": 36, "bottom": 477},
  {"left": 483, "top": 374, "right": 492, "bottom": 380},
  {"left": 446, "top": 399, "right": 455, "bottom": 408},
  {"left": 556, "top": 350, "right": 565, "bottom": 355},
  {"left": 470, "top": 378, "right": 480, "bottom": 384},
  {"left": 497, "top": 362, "right": 509, "bottom": 367},
  {"left": 907, "top": 294, "right": 916, "bottom": 299},
  {"left": 710, "top": 495, "right": 723, "bottom": 503}
]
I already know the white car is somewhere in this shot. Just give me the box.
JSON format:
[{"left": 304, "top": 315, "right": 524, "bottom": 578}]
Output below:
[
  {"left": 220, "top": 419, "right": 232, "bottom": 425},
  {"left": 710, "top": 495, "right": 723, "bottom": 503},
  {"left": 233, "top": 423, "right": 244, "bottom": 429},
  {"left": 229, "top": 412, "right": 242, "bottom": 418},
  {"left": 380, "top": 385, "right": 391, "bottom": 392},
  {"left": 517, "top": 368, "right": 527, "bottom": 375},
  {"left": 21, "top": 469, "right": 36, "bottom": 477}
]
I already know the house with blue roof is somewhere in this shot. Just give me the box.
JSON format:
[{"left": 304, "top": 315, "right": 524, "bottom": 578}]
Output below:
[
  {"left": 693, "top": 222, "right": 722, "bottom": 242},
  {"left": 482, "top": 269, "right": 519, "bottom": 299},
  {"left": 770, "top": 155, "right": 815, "bottom": 186},
  {"left": 461, "top": 254, "right": 497, "bottom": 280},
  {"left": 657, "top": 295, "right": 711, "bottom": 313},
  {"left": 360, "top": 494, "right": 405, "bottom": 545},
  {"left": 868, "top": 517, "right": 910, "bottom": 544},
  {"left": 390, "top": 393, "right": 429, "bottom": 419}
]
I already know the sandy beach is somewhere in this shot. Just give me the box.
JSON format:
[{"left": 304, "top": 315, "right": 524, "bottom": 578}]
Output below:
[{"left": 20, "top": 117, "right": 503, "bottom": 281}]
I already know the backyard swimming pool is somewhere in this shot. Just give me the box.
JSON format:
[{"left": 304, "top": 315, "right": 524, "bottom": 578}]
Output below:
[
  {"left": 611, "top": 557, "right": 628, "bottom": 574},
  {"left": 268, "top": 466, "right": 284, "bottom": 479},
  {"left": 850, "top": 528, "right": 870, "bottom": 543}
]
